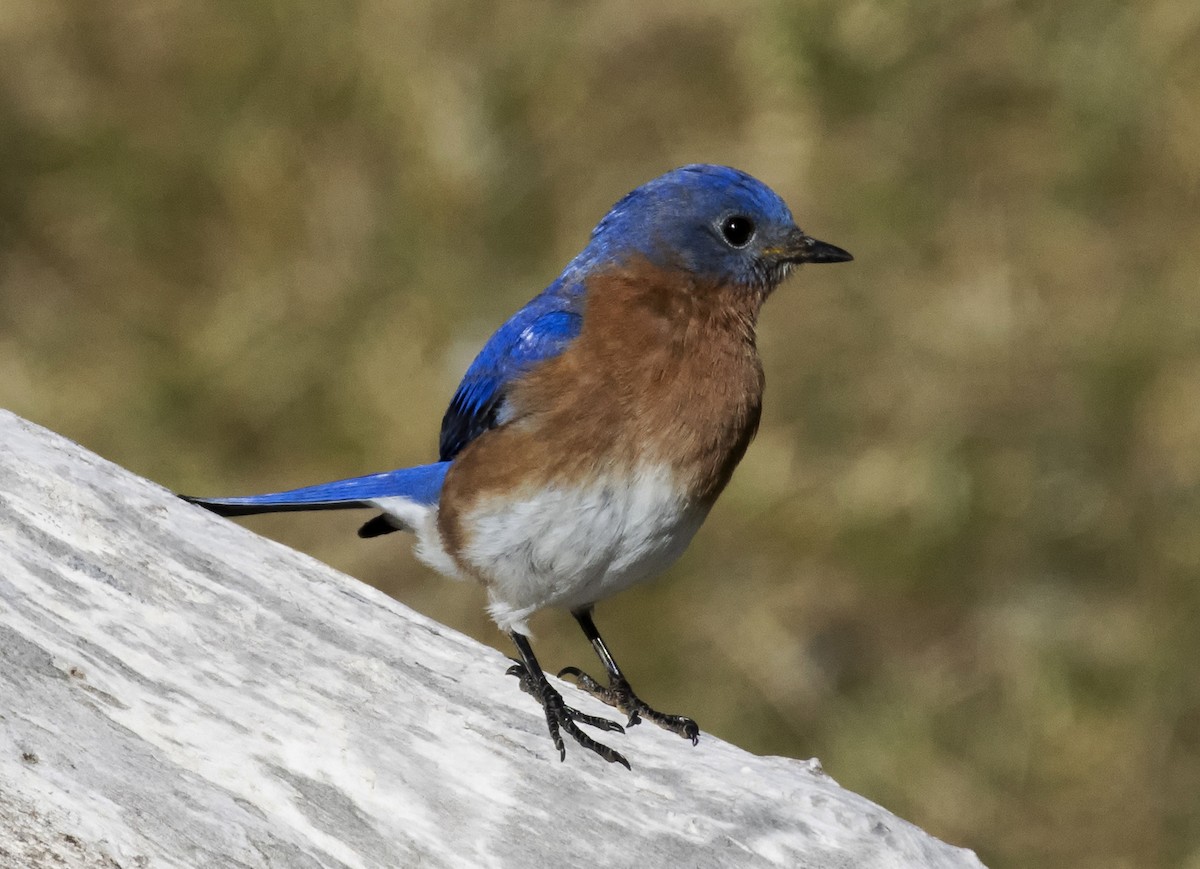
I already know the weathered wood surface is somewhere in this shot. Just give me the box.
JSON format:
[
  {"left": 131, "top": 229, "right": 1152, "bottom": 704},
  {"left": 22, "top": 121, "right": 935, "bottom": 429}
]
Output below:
[{"left": 0, "top": 410, "right": 985, "bottom": 868}]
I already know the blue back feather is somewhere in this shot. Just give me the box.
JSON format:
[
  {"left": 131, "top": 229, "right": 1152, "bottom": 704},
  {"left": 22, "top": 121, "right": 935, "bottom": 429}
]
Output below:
[{"left": 438, "top": 284, "right": 583, "bottom": 460}]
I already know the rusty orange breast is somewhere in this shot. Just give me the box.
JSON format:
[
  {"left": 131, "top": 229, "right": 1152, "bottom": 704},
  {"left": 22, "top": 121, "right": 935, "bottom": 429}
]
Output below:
[{"left": 437, "top": 258, "right": 766, "bottom": 563}]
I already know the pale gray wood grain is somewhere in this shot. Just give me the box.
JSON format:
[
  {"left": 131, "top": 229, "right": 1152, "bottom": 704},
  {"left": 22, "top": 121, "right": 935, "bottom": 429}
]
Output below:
[{"left": 0, "top": 410, "right": 985, "bottom": 869}]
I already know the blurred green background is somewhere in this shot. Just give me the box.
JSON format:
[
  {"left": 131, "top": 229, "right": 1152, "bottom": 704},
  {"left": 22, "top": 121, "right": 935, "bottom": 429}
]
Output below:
[{"left": 3, "top": 1, "right": 1199, "bottom": 866}]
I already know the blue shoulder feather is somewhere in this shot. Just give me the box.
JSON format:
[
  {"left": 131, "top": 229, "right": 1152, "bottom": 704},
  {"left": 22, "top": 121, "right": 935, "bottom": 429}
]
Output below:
[{"left": 439, "top": 284, "right": 583, "bottom": 459}]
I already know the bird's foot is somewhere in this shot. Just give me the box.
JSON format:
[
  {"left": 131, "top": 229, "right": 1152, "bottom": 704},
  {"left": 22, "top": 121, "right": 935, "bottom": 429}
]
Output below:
[
  {"left": 506, "top": 661, "right": 630, "bottom": 769},
  {"left": 557, "top": 667, "right": 700, "bottom": 745}
]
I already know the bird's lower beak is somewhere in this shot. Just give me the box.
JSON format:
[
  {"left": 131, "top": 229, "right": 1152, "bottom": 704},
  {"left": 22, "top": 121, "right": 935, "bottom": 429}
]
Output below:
[{"left": 784, "top": 232, "right": 853, "bottom": 264}]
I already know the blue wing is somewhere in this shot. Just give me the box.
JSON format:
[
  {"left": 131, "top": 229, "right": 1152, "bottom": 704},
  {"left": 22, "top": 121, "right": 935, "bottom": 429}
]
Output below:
[
  {"left": 438, "top": 286, "right": 583, "bottom": 460},
  {"left": 183, "top": 462, "right": 450, "bottom": 516}
]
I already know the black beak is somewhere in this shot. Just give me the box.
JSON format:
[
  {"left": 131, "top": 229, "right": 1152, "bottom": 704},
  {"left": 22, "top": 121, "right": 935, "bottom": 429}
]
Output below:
[{"left": 785, "top": 232, "right": 853, "bottom": 264}]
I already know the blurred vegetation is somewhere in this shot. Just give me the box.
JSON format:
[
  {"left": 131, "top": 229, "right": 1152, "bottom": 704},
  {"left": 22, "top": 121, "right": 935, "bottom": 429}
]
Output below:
[{"left": 3, "top": 1, "right": 1199, "bottom": 866}]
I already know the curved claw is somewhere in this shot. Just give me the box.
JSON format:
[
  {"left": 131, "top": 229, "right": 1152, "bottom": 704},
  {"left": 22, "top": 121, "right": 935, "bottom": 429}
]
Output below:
[{"left": 676, "top": 717, "right": 701, "bottom": 746}]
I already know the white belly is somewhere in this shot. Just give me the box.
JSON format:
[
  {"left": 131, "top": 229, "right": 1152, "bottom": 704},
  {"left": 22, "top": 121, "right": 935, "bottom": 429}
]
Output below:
[{"left": 428, "top": 464, "right": 708, "bottom": 634}]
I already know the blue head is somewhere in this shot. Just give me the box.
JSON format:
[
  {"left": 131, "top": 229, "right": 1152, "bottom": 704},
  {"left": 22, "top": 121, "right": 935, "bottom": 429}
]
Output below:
[{"left": 570, "top": 164, "right": 851, "bottom": 294}]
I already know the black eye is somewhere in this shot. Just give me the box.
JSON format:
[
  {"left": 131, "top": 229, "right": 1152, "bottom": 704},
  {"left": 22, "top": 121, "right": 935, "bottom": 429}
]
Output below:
[{"left": 720, "top": 215, "right": 755, "bottom": 248}]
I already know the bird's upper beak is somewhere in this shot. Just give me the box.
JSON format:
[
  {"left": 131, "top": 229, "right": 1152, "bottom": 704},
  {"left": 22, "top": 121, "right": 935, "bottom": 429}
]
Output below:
[{"left": 779, "top": 229, "right": 853, "bottom": 264}]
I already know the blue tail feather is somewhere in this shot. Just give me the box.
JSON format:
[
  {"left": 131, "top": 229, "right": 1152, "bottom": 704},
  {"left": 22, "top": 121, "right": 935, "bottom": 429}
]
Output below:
[{"left": 182, "top": 462, "right": 450, "bottom": 518}]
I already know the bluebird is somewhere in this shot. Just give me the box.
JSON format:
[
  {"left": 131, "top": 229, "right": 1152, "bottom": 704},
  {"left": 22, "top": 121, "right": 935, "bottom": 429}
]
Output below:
[{"left": 183, "top": 164, "right": 852, "bottom": 768}]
